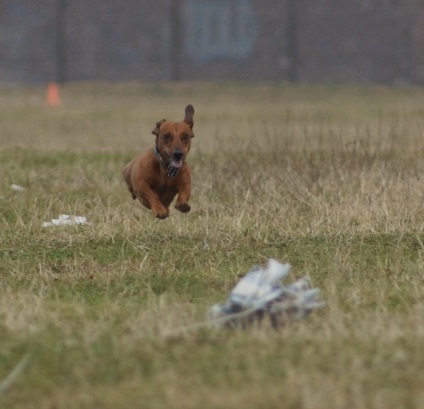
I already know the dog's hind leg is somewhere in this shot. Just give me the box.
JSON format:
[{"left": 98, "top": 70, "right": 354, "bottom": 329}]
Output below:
[{"left": 122, "top": 162, "right": 136, "bottom": 199}]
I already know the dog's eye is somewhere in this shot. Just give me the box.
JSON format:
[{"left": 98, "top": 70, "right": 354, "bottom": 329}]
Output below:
[
  {"left": 181, "top": 134, "right": 190, "bottom": 142},
  {"left": 163, "top": 133, "right": 172, "bottom": 142}
]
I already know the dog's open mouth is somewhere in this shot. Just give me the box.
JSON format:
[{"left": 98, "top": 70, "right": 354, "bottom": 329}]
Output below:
[{"left": 170, "top": 158, "right": 183, "bottom": 168}]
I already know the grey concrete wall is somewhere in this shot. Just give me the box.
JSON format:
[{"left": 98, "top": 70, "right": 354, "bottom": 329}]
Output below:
[{"left": 0, "top": 0, "right": 423, "bottom": 84}]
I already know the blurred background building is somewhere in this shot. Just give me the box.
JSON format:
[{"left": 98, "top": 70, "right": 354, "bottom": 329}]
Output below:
[{"left": 0, "top": 0, "right": 423, "bottom": 84}]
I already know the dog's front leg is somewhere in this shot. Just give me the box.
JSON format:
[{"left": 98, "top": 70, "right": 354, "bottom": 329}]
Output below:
[
  {"left": 175, "top": 177, "right": 191, "bottom": 214},
  {"left": 135, "top": 182, "right": 169, "bottom": 219}
]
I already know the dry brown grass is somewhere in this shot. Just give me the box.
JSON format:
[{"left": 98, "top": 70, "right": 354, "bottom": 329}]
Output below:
[{"left": 1, "top": 83, "right": 424, "bottom": 408}]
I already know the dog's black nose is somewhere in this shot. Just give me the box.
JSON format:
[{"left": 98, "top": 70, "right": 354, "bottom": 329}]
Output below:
[{"left": 173, "top": 150, "right": 183, "bottom": 160}]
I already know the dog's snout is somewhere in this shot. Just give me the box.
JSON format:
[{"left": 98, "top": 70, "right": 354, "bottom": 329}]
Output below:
[{"left": 173, "top": 150, "right": 183, "bottom": 160}]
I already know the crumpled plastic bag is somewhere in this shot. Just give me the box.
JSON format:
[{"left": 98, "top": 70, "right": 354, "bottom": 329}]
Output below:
[
  {"left": 208, "top": 259, "right": 324, "bottom": 329},
  {"left": 42, "top": 214, "right": 89, "bottom": 227},
  {"left": 10, "top": 184, "right": 25, "bottom": 192}
]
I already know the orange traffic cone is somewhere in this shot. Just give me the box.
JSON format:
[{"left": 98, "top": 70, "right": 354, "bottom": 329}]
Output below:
[{"left": 47, "top": 82, "right": 60, "bottom": 106}]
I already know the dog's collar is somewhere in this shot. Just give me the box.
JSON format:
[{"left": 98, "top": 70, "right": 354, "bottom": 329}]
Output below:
[
  {"left": 154, "top": 145, "right": 180, "bottom": 178},
  {"left": 154, "top": 144, "right": 164, "bottom": 164}
]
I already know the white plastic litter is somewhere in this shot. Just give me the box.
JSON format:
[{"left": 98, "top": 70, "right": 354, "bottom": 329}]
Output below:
[
  {"left": 42, "top": 214, "right": 89, "bottom": 227},
  {"left": 10, "top": 184, "right": 25, "bottom": 191},
  {"left": 208, "top": 259, "right": 324, "bottom": 329}
]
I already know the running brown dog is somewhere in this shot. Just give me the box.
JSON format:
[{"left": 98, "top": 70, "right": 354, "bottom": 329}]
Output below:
[{"left": 122, "top": 105, "right": 195, "bottom": 219}]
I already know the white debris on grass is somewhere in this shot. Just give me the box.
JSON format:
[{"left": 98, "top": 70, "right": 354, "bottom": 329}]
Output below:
[
  {"left": 10, "top": 184, "right": 25, "bottom": 191},
  {"left": 42, "top": 214, "right": 89, "bottom": 227},
  {"left": 208, "top": 259, "right": 324, "bottom": 329}
]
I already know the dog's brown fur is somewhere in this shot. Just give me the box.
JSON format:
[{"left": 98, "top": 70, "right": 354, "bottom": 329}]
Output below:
[{"left": 122, "top": 105, "right": 195, "bottom": 219}]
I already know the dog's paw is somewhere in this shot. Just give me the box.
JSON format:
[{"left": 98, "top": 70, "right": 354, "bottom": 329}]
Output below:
[
  {"left": 175, "top": 203, "right": 191, "bottom": 213},
  {"left": 152, "top": 205, "right": 169, "bottom": 219}
]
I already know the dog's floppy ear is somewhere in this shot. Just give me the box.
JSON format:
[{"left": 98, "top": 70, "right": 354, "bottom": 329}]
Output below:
[
  {"left": 152, "top": 119, "right": 166, "bottom": 136},
  {"left": 183, "top": 104, "right": 194, "bottom": 129}
]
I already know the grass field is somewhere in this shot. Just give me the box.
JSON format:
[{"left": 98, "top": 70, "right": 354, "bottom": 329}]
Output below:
[{"left": 1, "top": 82, "right": 424, "bottom": 408}]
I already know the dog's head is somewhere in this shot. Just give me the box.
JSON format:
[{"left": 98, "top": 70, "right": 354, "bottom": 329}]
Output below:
[{"left": 152, "top": 105, "right": 195, "bottom": 170}]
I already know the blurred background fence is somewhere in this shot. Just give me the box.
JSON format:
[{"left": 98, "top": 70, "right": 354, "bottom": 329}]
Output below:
[{"left": 1, "top": 0, "right": 423, "bottom": 85}]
